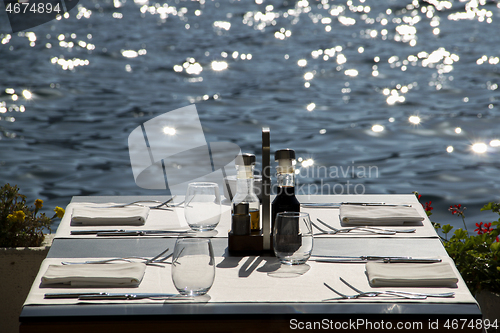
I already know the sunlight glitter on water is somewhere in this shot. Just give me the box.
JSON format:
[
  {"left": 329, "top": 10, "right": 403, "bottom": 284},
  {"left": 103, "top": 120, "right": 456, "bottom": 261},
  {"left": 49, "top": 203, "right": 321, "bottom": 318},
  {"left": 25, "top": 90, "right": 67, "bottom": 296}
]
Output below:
[
  {"left": 1, "top": 0, "right": 500, "bottom": 229},
  {"left": 163, "top": 126, "right": 176, "bottom": 136},
  {"left": 472, "top": 143, "right": 488, "bottom": 154},
  {"left": 490, "top": 140, "right": 500, "bottom": 147},
  {"left": 211, "top": 61, "right": 228, "bottom": 71},
  {"left": 21, "top": 90, "right": 32, "bottom": 100},
  {"left": 409, "top": 116, "right": 421, "bottom": 125}
]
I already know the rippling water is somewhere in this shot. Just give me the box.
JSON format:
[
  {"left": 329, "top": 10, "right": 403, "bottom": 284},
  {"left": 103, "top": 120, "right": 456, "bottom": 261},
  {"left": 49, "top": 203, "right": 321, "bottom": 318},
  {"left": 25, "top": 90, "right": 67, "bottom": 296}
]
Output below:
[{"left": 1, "top": 0, "right": 500, "bottom": 229}]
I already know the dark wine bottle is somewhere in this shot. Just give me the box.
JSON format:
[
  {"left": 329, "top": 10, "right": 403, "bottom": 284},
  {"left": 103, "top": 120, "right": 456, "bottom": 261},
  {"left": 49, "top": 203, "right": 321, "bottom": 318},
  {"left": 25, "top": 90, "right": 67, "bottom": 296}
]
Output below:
[{"left": 271, "top": 149, "right": 301, "bottom": 252}]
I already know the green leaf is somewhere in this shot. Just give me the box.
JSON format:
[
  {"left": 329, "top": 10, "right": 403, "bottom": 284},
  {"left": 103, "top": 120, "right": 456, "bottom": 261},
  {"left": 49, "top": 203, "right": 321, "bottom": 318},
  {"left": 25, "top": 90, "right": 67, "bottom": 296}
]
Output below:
[
  {"left": 442, "top": 224, "right": 453, "bottom": 234},
  {"left": 453, "top": 228, "right": 468, "bottom": 240},
  {"left": 481, "top": 202, "right": 493, "bottom": 211},
  {"left": 491, "top": 242, "right": 500, "bottom": 253}
]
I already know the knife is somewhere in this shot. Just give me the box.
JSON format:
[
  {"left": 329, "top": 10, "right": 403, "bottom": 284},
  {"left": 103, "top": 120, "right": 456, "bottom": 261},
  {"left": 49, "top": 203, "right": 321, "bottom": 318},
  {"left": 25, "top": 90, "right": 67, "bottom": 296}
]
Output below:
[
  {"left": 96, "top": 230, "right": 192, "bottom": 236},
  {"left": 79, "top": 293, "right": 189, "bottom": 300},
  {"left": 45, "top": 292, "right": 191, "bottom": 300},
  {"left": 301, "top": 202, "right": 412, "bottom": 208},
  {"left": 71, "top": 229, "right": 125, "bottom": 235},
  {"left": 45, "top": 292, "right": 104, "bottom": 299},
  {"left": 71, "top": 229, "right": 191, "bottom": 236},
  {"left": 311, "top": 255, "right": 442, "bottom": 263},
  {"left": 382, "top": 258, "right": 442, "bottom": 263}
]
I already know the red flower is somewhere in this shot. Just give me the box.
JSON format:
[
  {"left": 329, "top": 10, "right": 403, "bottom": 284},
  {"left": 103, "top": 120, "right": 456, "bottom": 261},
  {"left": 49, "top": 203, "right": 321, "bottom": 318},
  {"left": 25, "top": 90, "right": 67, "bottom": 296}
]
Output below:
[
  {"left": 475, "top": 222, "right": 484, "bottom": 235},
  {"left": 475, "top": 222, "right": 497, "bottom": 238},
  {"left": 423, "top": 201, "right": 433, "bottom": 212},
  {"left": 449, "top": 204, "right": 465, "bottom": 216}
]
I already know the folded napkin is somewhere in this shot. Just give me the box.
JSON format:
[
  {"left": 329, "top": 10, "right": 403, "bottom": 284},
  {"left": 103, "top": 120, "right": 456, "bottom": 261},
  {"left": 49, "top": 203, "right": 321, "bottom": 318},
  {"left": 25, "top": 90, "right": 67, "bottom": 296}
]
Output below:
[
  {"left": 366, "top": 261, "right": 458, "bottom": 287},
  {"left": 71, "top": 206, "right": 149, "bottom": 226},
  {"left": 41, "top": 262, "right": 146, "bottom": 287},
  {"left": 340, "top": 205, "right": 424, "bottom": 225}
]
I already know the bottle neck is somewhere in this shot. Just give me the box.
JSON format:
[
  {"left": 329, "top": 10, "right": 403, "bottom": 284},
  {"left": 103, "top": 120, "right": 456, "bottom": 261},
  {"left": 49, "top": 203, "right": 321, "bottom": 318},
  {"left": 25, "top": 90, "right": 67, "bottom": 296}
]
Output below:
[
  {"left": 235, "top": 165, "right": 255, "bottom": 195},
  {"left": 235, "top": 178, "right": 254, "bottom": 195},
  {"left": 277, "top": 172, "right": 295, "bottom": 188}
]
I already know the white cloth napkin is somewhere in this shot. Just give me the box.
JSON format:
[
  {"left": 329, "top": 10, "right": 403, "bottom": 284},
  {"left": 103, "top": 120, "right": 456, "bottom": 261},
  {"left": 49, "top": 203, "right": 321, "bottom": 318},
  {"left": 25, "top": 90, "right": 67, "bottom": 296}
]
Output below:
[
  {"left": 41, "top": 262, "right": 146, "bottom": 287},
  {"left": 340, "top": 205, "right": 424, "bottom": 225},
  {"left": 71, "top": 206, "right": 150, "bottom": 226},
  {"left": 366, "top": 261, "right": 458, "bottom": 287}
]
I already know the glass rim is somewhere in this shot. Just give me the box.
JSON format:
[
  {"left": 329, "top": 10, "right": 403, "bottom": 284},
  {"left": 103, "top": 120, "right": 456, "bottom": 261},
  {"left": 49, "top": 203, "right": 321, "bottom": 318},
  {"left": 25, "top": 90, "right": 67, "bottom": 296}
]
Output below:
[
  {"left": 175, "top": 237, "right": 212, "bottom": 243},
  {"left": 187, "top": 182, "right": 219, "bottom": 187},
  {"left": 276, "top": 211, "right": 309, "bottom": 218}
]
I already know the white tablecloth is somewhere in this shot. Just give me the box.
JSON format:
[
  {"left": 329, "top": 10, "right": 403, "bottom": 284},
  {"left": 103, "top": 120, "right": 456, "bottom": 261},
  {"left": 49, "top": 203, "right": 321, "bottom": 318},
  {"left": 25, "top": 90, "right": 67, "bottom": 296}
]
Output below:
[
  {"left": 24, "top": 256, "right": 475, "bottom": 306},
  {"left": 56, "top": 195, "right": 437, "bottom": 239}
]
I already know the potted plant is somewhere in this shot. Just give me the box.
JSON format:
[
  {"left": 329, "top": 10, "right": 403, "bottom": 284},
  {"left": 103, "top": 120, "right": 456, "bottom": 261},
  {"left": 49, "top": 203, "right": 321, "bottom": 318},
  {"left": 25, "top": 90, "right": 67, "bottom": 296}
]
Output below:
[
  {"left": 1, "top": 183, "right": 65, "bottom": 333},
  {"left": 416, "top": 193, "right": 500, "bottom": 328}
]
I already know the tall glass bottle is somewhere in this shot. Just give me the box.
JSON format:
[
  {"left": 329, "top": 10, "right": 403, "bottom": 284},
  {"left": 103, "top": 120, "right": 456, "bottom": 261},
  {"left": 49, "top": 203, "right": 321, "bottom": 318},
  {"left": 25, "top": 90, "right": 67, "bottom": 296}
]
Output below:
[
  {"left": 232, "top": 153, "right": 260, "bottom": 233},
  {"left": 271, "top": 149, "right": 300, "bottom": 233}
]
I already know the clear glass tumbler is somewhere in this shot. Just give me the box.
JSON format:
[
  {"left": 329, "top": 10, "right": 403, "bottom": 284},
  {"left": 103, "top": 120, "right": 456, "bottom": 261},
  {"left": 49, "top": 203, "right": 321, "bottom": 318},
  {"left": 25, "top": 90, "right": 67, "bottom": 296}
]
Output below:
[
  {"left": 184, "top": 182, "right": 221, "bottom": 231},
  {"left": 273, "top": 211, "right": 313, "bottom": 265},
  {"left": 171, "top": 237, "right": 215, "bottom": 296}
]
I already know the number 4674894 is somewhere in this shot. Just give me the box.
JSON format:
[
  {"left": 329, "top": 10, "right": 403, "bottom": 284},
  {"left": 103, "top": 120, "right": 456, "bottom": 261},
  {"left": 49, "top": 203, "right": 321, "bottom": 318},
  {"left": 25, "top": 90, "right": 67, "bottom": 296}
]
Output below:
[{"left": 6, "top": 2, "right": 61, "bottom": 14}]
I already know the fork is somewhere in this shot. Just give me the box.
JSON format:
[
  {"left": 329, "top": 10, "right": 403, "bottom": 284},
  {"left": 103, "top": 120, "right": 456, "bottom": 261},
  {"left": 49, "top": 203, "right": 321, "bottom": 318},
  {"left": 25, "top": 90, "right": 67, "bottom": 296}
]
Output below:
[
  {"left": 323, "top": 283, "right": 365, "bottom": 299},
  {"left": 98, "top": 197, "right": 176, "bottom": 209},
  {"left": 61, "top": 247, "right": 172, "bottom": 265},
  {"left": 324, "top": 282, "right": 425, "bottom": 300},
  {"left": 311, "top": 220, "right": 395, "bottom": 235},
  {"left": 339, "top": 277, "right": 428, "bottom": 299},
  {"left": 317, "top": 218, "right": 415, "bottom": 234},
  {"left": 310, "top": 221, "right": 344, "bottom": 234}
]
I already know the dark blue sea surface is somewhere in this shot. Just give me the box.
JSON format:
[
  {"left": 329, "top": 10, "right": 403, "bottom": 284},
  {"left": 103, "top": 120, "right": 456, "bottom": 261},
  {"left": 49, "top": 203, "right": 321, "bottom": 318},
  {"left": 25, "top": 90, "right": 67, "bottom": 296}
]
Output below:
[{"left": 1, "top": 0, "right": 500, "bottom": 229}]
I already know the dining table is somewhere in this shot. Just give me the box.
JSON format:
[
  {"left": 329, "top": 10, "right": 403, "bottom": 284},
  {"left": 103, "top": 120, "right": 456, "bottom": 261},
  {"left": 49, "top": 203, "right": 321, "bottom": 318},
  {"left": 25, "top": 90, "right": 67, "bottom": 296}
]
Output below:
[{"left": 19, "top": 194, "right": 483, "bottom": 333}]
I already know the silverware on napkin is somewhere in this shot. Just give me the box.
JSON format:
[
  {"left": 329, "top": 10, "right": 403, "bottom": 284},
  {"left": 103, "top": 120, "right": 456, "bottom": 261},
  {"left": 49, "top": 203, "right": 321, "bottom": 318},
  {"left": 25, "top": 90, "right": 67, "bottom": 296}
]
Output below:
[
  {"left": 311, "top": 255, "right": 442, "bottom": 263},
  {"left": 71, "top": 230, "right": 191, "bottom": 236},
  {"left": 301, "top": 202, "right": 412, "bottom": 208},
  {"left": 44, "top": 292, "right": 192, "bottom": 300}
]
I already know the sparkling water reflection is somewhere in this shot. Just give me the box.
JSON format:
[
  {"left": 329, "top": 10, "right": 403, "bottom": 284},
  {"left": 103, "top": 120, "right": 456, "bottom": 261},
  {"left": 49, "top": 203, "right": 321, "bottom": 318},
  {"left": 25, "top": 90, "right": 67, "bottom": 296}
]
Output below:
[{"left": 1, "top": 0, "right": 500, "bottom": 229}]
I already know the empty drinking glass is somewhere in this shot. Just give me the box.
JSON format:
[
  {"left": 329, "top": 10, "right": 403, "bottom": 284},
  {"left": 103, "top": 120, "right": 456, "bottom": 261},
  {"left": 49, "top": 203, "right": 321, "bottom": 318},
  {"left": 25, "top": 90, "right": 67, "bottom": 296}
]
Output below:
[
  {"left": 273, "top": 212, "right": 313, "bottom": 265},
  {"left": 171, "top": 238, "right": 215, "bottom": 296},
  {"left": 184, "top": 182, "right": 221, "bottom": 231}
]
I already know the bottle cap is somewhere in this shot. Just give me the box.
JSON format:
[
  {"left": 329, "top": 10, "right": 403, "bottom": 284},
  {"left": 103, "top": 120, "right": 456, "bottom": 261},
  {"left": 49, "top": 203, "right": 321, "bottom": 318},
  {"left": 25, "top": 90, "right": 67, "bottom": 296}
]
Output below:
[
  {"left": 275, "top": 149, "right": 295, "bottom": 161},
  {"left": 235, "top": 153, "right": 256, "bottom": 166},
  {"left": 233, "top": 202, "right": 249, "bottom": 215}
]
